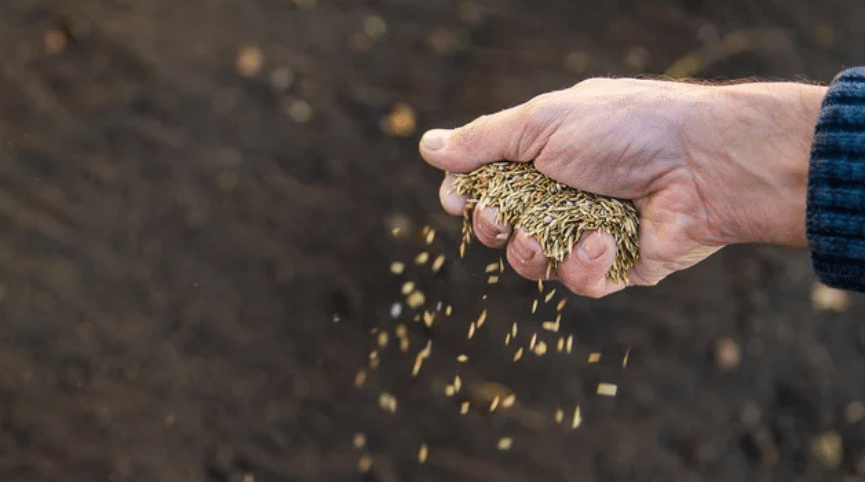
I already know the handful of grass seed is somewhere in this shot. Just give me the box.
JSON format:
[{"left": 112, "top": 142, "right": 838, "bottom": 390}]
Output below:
[{"left": 452, "top": 161, "right": 639, "bottom": 284}]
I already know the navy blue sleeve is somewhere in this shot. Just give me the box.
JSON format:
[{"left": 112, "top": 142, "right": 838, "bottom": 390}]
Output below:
[{"left": 807, "top": 67, "right": 865, "bottom": 291}]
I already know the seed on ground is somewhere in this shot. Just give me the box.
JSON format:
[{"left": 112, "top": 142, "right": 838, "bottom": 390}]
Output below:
[
  {"left": 457, "top": 354, "right": 469, "bottom": 363},
  {"left": 390, "top": 261, "right": 405, "bottom": 275},
  {"left": 597, "top": 383, "right": 618, "bottom": 397},
  {"left": 415, "top": 251, "right": 430, "bottom": 265},
  {"left": 485, "top": 262, "right": 499, "bottom": 273},
  {"left": 497, "top": 437, "right": 513, "bottom": 451},
  {"left": 588, "top": 352, "right": 601, "bottom": 364},
  {"left": 357, "top": 454, "right": 373, "bottom": 472},
  {"left": 418, "top": 443, "right": 429, "bottom": 463},
  {"left": 353, "top": 432, "right": 367, "bottom": 449}
]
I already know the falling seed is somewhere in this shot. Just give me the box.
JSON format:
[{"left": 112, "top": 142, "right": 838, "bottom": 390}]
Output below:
[
  {"left": 502, "top": 393, "right": 516, "bottom": 408},
  {"left": 534, "top": 341, "right": 548, "bottom": 356},
  {"left": 425, "top": 228, "right": 436, "bottom": 245},
  {"left": 353, "top": 433, "right": 367, "bottom": 449},
  {"left": 431, "top": 254, "right": 446, "bottom": 273},
  {"left": 489, "top": 396, "right": 500, "bottom": 412},
  {"left": 482, "top": 294, "right": 487, "bottom": 300},
  {"left": 382, "top": 102, "right": 417, "bottom": 137},
  {"left": 415, "top": 252, "right": 430, "bottom": 265},
  {"left": 459, "top": 242, "right": 466, "bottom": 258},
  {"left": 499, "top": 257, "right": 505, "bottom": 272},
  {"left": 457, "top": 354, "right": 469, "bottom": 363},
  {"left": 418, "top": 443, "right": 429, "bottom": 463},
  {"left": 467, "top": 322, "right": 476, "bottom": 339},
  {"left": 555, "top": 408, "right": 564, "bottom": 423},
  {"left": 588, "top": 352, "right": 601, "bottom": 364},
  {"left": 513, "top": 347, "right": 524, "bottom": 362},
  {"left": 623, "top": 348, "right": 631, "bottom": 368},
  {"left": 556, "top": 298, "right": 566, "bottom": 312},
  {"left": 358, "top": 454, "right": 373, "bottom": 472},
  {"left": 557, "top": 337, "right": 564, "bottom": 352},
  {"left": 572, "top": 406, "right": 582, "bottom": 428},
  {"left": 379, "top": 392, "right": 398, "bottom": 412},
  {"left": 423, "top": 310, "right": 435, "bottom": 327},
  {"left": 401, "top": 281, "right": 416, "bottom": 295},
  {"left": 411, "top": 356, "right": 423, "bottom": 376},
  {"left": 505, "top": 333, "right": 511, "bottom": 345},
  {"left": 445, "top": 305, "right": 452, "bottom": 316},
  {"left": 460, "top": 401, "right": 470, "bottom": 414},
  {"left": 390, "top": 261, "right": 405, "bottom": 275},
  {"left": 235, "top": 44, "right": 264, "bottom": 78},
  {"left": 538, "top": 279, "right": 544, "bottom": 292},
  {"left": 497, "top": 437, "right": 513, "bottom": 451},
  {"left": 531, "top": 299, "right": 538, "bottom": 314},
  {"left": 544, "top": 290, "right": 556, "bottom": 303},
  {"left": 390, "top": 302, "right": 402, "bottom": 319},
  {"left": 597, "top": 383, "right": 618, "bottom": 397},
  {"left": 453, "top": 376, "right": 463, "bottom": 393},
  {"left": 354, "top": 370, "right": 367, "bottom": 387},
  {"left": 529, "top": 333, "right": 537, "bottom": 350},
  {"left": 485, "top": 262, "right": 499, "bottom": 273},
  {"left": 377, "top": 331, "right": 389, "bottom": 348},
  {"left": 487, "top": 275, "right": 499, "bottom": 284},
  {"left": 511, "top": 322, "right": 518, "bottom": 337},
  {"left": 476, "top": 309, "right": 487, "bottom": 328},
  {"left": 406, "top": 291, "right": 425, "bottom": 309},
  {"left": 566, "top": 335, "right": 573, "bottom": 353}
]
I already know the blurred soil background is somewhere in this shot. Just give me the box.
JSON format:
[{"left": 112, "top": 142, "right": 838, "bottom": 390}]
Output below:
[{"left": 2, "top": 0, "right": 865, "bottom": 481}]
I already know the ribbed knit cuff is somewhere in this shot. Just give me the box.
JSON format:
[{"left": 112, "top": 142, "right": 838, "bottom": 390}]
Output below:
[{"left": 807, "top": 67, "right": 865, "bottom": 291}]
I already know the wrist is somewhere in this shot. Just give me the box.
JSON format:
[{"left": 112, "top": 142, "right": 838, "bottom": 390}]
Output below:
[{"left": 686, "top": 82, "right": 827, "bottom": 247}]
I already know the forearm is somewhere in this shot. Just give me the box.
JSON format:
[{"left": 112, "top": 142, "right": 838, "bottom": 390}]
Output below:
[{"left": 687, "top": 82, "right": 827, "bottom": 247}]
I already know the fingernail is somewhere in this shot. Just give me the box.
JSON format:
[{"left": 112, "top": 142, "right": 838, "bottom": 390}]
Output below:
[
  {"left": 513, "top": 232, "right": 536, "bottom": 262},
  {"left": 578, "top": 232, "right": 606, "bottom": 261},
  {"left": 421, "top": 129, "right": 448, "bottom": 151}
]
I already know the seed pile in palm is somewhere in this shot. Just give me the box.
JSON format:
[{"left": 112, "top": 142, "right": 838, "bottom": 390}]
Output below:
[{"left": 452, "top": 161, "right": 640, "bottom": 284}]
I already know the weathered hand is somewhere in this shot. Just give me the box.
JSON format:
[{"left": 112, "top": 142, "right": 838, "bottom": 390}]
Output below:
[{"left": 420, "top": 77, "right": 825, "bottom": 297}]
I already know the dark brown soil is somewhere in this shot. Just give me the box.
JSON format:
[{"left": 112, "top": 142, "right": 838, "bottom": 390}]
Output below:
[{"left": 2, "top": 1, "right": 865, "bottom": 481}]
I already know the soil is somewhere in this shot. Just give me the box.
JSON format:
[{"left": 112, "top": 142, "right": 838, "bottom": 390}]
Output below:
[{"left": 2, "top": 1, "right": 865, "bottom": 481}]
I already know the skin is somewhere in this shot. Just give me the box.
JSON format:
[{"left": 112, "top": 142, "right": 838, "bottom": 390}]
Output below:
[{"left": 419, "top": 77, "right": 828, "bottom": 298}]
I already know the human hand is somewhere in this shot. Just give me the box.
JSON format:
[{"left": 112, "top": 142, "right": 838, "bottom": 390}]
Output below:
[{"left": 420, "top": 77, "right": 826, "bottom": 297}]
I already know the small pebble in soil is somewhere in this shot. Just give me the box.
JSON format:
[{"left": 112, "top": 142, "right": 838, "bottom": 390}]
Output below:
[{"left": 44, "top": 29, "right": 67, "bottom": 55}]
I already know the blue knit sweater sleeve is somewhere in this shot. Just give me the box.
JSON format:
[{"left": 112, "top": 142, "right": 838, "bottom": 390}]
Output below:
[{"left": 807, "top": 67, "right": 865, "bottom": 291}]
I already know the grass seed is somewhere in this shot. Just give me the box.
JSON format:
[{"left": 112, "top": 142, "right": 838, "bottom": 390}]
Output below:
[{"left": 453, "top": 161, "right": 639, "bottom": 283}]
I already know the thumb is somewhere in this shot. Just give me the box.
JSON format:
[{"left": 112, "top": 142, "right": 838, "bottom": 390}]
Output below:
[{"left": 419, "top": 100, "right": 549, "bottom": 173}]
